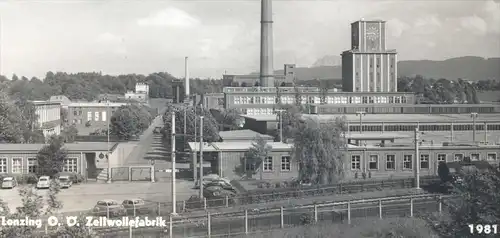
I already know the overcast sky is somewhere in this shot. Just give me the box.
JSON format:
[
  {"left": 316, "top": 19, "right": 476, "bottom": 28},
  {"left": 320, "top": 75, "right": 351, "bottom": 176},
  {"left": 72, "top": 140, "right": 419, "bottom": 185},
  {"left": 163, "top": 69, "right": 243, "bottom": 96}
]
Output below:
[{"left": 0, "top": 0, "right": 499, "bottom": 79}]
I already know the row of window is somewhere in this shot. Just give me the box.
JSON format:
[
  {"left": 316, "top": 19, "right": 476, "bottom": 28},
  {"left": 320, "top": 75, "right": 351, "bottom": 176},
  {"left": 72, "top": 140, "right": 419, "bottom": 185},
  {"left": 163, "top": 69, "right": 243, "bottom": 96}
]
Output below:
[
  {"left": 348, "top": 124, "right": 500, "bottom": 132},
  {"left": 350, "top": 152, "right": 498, "bottom": 171},
  {"left": 233, "top": 95, "right": 410, "bottom": 105},
  {"left": 0, "top": 158, "right": 77, "bottom": 174},
  {"left": 246, "top": 156, "right": 291, "bottom": 172},
  {"left": 318, "top": 106, "right": 500, "bottom": 114}
]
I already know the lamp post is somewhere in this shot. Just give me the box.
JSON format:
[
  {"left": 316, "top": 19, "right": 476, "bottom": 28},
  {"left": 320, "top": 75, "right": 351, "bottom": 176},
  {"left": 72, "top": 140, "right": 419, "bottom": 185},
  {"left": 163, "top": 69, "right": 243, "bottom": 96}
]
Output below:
[
  {"left": 356, "top": 111, "right": 365, "bottom": 134},
  {"left": 170, "top": 111, "right": 177, "bottom": 215},
  {"left": 275, "top": 109, "right": 285, "bottom": 142},
  {"left": 199, "top": 115, "right": 204, "bottom": 200},
  {"left": 471, "top": 112, "right": 478, "bottom": 144},
  {"left": 414, "top": 127, "right": 424, "bottom": 189},
  {"left": 106, "top": 99, "right": 111, "bottom": 183}
]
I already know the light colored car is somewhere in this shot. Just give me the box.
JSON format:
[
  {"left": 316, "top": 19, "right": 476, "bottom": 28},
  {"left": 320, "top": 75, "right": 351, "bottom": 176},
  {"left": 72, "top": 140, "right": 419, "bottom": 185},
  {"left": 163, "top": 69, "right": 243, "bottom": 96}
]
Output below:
[
  {"left": 1, "top": 177, "right": 18, "bottom": 189},
  {"left": 122, "top": 198, "right": 148, "bottom": 215},
  {"left": 58, "top": 176, "right": 72, "bottom": 188},
  {"left": 92, "top": 199, "right": 127, "bottom": 217},
  {"left": 194, "top": 174, "right": 221, "bottom": 189},
  {"left": 36, "top": 176, "right": 50, "bottom": 189}
]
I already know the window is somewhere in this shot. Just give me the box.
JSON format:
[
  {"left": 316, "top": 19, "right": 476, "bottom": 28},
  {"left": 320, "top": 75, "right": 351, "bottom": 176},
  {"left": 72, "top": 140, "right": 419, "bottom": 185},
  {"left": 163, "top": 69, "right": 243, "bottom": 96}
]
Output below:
[
  {"left": 420, "top": 154, "right": 429, "bottom": 169},
  {"left": 369, "top": 155, "right": 378, "bottom": 170},
  {"left": 28, "top": 158, "right": 37, "bottom": 173},
  {"left": 102, "top": 111, "right": 107, "bottom": 122},
  {"left": 454, "top": 154, "right": 463, "bottom": 161},
  {"left": 245, "top": 159, "right": 255, "bottom": 171},
  {"left": 12, "top": 158, "right": 22, "bottom": 174},
  {"left": 73, "top": 110, "right": 77, "bottom": 116},
  {"left": 281, "top": 156, "right": 291, "bottom": 171},
  {"left": 487, "top": 153, "right": 497, "bottom": 161},
  {"left": 470, "top": 153, "right": 479, "bottom": 161},
  {"left": 403, "top": 155, "right": 412, "bottom": 170},
  {"left": 386, "top": 155, "right": 395, "bottom": 170},
  {"left": 87, "top": 112, "right": 92, "bottom": 121},
  {"left": 63, "top": 158, "right": 77, "bottom": 172},
  {"left": 351, "top": 155, "right": 361, "bottom": 170},
  {"left": 0, "top": 158, "right": 6, "bottom": 173},
  {"left": 263, "top": 156, "right": 273, "bottom": 171},
  {"left": 94, "top": 112, "right": 99, "bottom": 121},
  {"left": 437, "top": 154, "right": 446, "bottom": 164}
]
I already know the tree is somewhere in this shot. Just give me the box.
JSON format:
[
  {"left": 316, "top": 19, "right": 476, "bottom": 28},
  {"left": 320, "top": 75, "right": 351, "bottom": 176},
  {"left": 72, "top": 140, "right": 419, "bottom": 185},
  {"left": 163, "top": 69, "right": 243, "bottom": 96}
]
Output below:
[
  {"left": 437, "top": 162, "right": 451, "bottom": 183},
  {"left": 0, "top": 90, "right": 24, "bottom": 143},
  {"left": 36, "top": 136, "right": 68, "bottom": 177},
  {"left": 244, "top": 135, "right": 272, "bottom": 180},
  {"left": 0, "top": 182, "right": 95, "bottom": 237},
  {"left": 110, "top": 104, "right": 152, "bottom": 140},
  {"left": 292, "top": 117, "right": 347, "bottom": 184},
  {"left": 276, "top": 104, "right": 302, "bottom": 141},
  {"left": 60, "top": 124, "right": 78, "bottom": 143},
  {"left": 427, "top": 168, "right": 500, "bottom": 238},
  {"left": 218, "top": 108, "right": 243, "bottom": 130}
]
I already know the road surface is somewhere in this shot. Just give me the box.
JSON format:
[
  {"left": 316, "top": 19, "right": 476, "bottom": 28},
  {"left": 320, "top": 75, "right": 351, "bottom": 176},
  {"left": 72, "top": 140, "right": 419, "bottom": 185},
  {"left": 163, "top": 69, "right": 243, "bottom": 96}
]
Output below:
[{"left": 98, "top": 196, "right": 441, "bottom": 237}]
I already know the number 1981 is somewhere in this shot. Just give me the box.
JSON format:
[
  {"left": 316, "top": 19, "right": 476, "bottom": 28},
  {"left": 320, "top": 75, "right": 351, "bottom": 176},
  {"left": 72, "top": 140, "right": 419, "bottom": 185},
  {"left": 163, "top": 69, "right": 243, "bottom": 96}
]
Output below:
[{"left": 468, "top": 224, "right": 498, "bottom": 234}]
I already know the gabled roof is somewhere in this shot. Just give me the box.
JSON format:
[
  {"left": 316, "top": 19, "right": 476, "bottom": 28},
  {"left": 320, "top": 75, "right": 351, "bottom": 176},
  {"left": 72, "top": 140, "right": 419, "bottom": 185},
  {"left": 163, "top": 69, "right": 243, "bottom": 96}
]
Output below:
[{"left": 219, "top": 130, "right": 273, "bottom": 141}]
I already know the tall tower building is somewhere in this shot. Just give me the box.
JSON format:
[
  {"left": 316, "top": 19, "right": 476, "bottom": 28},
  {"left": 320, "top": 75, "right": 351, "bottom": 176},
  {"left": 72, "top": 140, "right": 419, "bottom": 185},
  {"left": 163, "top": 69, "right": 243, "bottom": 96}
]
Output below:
[
  {"left": 341, "top": 20, "right": 398, "bottom": 92},
  {"left": 260, "top": 0, "right": 275, "bottom": 87}
]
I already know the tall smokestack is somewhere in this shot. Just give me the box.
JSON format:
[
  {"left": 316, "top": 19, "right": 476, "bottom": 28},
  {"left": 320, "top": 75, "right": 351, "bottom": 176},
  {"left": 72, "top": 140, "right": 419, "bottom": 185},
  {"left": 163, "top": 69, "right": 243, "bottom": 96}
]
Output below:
[
  {"left": 260, "top": 0, "right": 274, "bottom": 87},
  {"left": 184, "top": 56, "right": 190, "bottom": 100}
]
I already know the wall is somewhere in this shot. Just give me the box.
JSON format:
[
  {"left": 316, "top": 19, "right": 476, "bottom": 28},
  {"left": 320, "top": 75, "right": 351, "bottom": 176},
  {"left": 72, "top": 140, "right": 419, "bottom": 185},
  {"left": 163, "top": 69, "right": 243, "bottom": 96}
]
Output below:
[
  {"left": 0, "top": 151, "right": 86, "bottom": 175},
  {"left": 68, "top": 105, "right": 120, "bottom": 131}
]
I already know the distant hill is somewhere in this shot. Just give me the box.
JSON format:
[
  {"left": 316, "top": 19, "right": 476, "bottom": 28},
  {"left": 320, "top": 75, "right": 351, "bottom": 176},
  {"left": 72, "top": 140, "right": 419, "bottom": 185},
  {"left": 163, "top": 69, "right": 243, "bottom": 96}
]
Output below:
[
  {"left": 311, "top": 55, "right": 341, "bottom": 67},
  {"left": 253, "top": 56, "right": 500, "bottom": 82}
]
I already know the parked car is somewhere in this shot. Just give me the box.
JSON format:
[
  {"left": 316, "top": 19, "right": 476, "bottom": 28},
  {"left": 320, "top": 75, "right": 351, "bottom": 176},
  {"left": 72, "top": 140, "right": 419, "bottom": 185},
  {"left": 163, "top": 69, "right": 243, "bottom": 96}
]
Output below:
[
  {"left": 36, "top": 176, "right": 51, "bottom": 189},
  {"left": 194, "top": 174, "right": 221, "bottom": 189},
  {"left": 1, "top": 177, "right": 17, "bottom": 189},
  {"left": 57, "top": 175, "right": 72, "bottom": 189},
  {"left": 205, "top": 179, "right": 236, "bottom": 192},
  {"left": 92, "top": 199, "right": 127, "bottom": 217},
  {"left": 122, "top": 198, "right": 148, "bottom": 215}
]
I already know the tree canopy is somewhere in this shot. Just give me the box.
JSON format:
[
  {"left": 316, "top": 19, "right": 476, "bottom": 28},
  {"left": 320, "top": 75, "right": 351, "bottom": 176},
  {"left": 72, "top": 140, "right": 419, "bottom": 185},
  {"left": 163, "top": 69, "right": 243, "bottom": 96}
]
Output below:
[
  {"left": 292, "top": 117, "right": 347, "bottom": 184},
  {"left": 35, "top": 136, "right": 68, "bottom": 177},
  {"left": 110, "top": 104, "right": 153, "bottom": 140},
  {"left": 398, "top": 76, "right": 480, "bottom": 104},
  {"left": 244, "top": 135, "right": 272, "bottom": 180}
]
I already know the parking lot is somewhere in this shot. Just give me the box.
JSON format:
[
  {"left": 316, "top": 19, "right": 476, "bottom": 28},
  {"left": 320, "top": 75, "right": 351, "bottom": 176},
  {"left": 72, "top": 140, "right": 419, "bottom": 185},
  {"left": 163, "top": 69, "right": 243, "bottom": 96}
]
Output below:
[{"left": 0, "top": 180, "right": 197, "bottom": 213}]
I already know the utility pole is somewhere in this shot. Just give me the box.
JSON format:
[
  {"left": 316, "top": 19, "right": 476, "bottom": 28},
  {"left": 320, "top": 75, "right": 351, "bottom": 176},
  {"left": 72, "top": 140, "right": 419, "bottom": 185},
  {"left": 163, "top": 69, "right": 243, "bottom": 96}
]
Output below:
[
  {"left": 193, "top": 106, "right": 197, "bottom": 183},
  {"left": 275, "top": 109, "right": 285, "bottom": 142},
  {"left": 356, "top": 111, "right": 365, "bottom": 133},
  {"left": 171, "top": 111, "right": 177, "bottom": 215},
  {"left": 484, "top": 122, "right": 488, "bottom": 144},
  {"left": 199, "top": 115, "right": 204, "bottom": 199},
  {"left": 184, "top": 107, "right": 187, "bottom": 151},
  {"left": 471, "top": 112, "right": 478, "bottom": 143},
  {"left": 106, "top": 99, "right": 111, "bottom": 183},
  {"left": 414, "top": 127, "right": 423, "bottom": 189}
]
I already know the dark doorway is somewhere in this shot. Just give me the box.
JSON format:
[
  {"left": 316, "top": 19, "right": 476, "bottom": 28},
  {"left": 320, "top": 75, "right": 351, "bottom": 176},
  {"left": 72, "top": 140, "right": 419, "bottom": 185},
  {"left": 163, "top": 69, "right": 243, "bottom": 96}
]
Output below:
[{"left": 85, "top": 153, "right": 99, "bottom": 180}]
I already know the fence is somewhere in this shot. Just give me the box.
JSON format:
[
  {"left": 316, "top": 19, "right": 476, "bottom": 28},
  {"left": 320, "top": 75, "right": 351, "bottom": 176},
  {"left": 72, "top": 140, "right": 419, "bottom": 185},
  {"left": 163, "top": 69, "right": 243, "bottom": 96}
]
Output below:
[
  {"left": 110, "top": 166, "right": 154, "bottom": 182},
  {"left": 91, "top": 193, "right": 453, "bottom": 237}
]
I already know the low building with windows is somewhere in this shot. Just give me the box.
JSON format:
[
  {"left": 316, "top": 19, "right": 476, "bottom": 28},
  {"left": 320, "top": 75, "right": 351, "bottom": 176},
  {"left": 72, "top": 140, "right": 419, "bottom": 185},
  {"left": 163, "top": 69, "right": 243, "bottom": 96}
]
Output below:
[
  {"left": 0, "top": 142, "right": 119, "bottom": 180},
  {"left": 32, "top": 101, "right": 62, "bottom": 138},
  {"left": 67, "top": 102, "right": 128, "bottom": 134}
]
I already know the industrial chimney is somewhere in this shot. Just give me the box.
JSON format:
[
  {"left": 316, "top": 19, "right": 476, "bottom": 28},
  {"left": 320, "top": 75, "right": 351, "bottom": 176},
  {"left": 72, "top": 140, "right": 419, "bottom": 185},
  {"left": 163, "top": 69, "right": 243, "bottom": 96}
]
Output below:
[
  {"left": 184, "top": 56, "right": 190, "bottom": 100},
  {"left": 260, "top": 0, "right": 274, "bottom": 87}
]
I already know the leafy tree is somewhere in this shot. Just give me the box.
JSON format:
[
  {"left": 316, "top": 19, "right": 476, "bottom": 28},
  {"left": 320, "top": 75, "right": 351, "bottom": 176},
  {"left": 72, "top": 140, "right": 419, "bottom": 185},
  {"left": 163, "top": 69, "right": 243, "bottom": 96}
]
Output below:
[
  {"left": 0, "top": 90, "right": 24, "bottom": 143},
  {"left": 292, "top": 117, "right": 347, "bottom": 184},
  {"left": 428, "top": 168, "right": 500, "bottom": 238},
  {"left": 276, "top": 104, "right": 302, "bottom": 142},
  {"left": 60, "top": 124, "right": 78, "bottom": 143},
  {"left": 217, "top": 108, "right": 243, "bottom": 130},
  {"left": 60, "top": 108, "right": 69, "bottom": 126},
  {"left": 36, "top": 136, "right": 68, "bottom": 177},
  {"left": 244, "top": 135, "right": 272, "bottom": 180},
  {"left": 437, "top": 162, "right": 451, "bottom": 183},
  {"left": 110, "top": 104, "right": 152, "bottom": 140},
  {"left": 162, "top": 104, "right": 221, "bottom": 150}
]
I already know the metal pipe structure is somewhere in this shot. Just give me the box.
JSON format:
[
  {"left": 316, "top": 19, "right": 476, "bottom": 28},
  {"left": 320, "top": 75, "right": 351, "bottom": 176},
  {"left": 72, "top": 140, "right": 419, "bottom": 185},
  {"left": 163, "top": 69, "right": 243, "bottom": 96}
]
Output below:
[
  {"left": 171, "top": 111, "right": 177, "bottom": 215},
  {"left": 471, "top": 112, "right": 478, "bottom": 143},
  {"left": 199, "top": 115, "right": 204, "bottom": 199},
  {"left": 185, "top": 56, "right": 190, "bottom": 99},
  {"left": 259, "top": 0, "right": 274, "bottom": 87}
]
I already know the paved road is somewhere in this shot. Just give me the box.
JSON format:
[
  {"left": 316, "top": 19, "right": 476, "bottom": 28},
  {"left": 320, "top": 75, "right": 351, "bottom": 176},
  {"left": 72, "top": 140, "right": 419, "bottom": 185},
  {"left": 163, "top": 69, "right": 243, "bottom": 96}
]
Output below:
[{"left": 99, "top": 197, "right": 441, "bottom": 238}]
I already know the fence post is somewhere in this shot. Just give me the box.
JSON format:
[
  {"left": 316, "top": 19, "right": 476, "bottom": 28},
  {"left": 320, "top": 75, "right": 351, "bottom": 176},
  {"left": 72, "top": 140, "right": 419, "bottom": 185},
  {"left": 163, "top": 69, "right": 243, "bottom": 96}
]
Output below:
[
  {"left": 169, "top": 215, "right": 173, "bottom": 238},
  {"left": 347, "top": 202, "right": 351, "bottom": 225},
  {"left": 157, "top": 202, "right": 161, "bottom": 216},
  {"left": 129, "top": 224, "right": 133, "bottom": 238},
  {"left": 438, "top": 195, "right": 442, "bottom": 215},
  {"left": 133, "top": 204, "right": 136, "bottom": 217},
  {"left": 410, "top": 198, "right": 414, "bottom": 217},
  {"left": 107, "top": 206, "right": 110, "bottom": 218},
  {"left": 207, "top": 212, "right": 211, "bottom": 238},
  {"left": 280, "top": 207, "right": 284, "bottom": 228},
  {"left": 44, "top": 224, "right": 48, "bottom": 234},
  {"left": 204, "top": 198, "right": 207, "bottom": 210},
  {"left": 182, "top": 200, "right": 186, "bottom": 212},
  {"left": 244, "top": 210, "right": 248, "bottom": 234},
  {"left": 225, "top": 196, "right": 229, "bottom": 208},
  {"left": 378, "top": 199, "right": 382, "bottom": 219},
  {"left": 314, "top": 204, "right": 318, "bottom": 223}
]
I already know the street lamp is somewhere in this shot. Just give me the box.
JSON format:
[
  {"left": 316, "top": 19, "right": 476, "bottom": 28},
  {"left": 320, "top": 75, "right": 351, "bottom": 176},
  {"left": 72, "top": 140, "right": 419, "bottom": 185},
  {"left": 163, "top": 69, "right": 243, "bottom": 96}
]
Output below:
[
  {"left": 275, "top": 109, "right": 285, "bottom": 142},
  {"left": 170, "top": 111, "right": 177, "bottom": 215},
  {"left": 106, "top": 99, "right": 111, "bottom": 183},
  {"left": 356, "top": 111, "right": 365, "bottom": 133},
  {"left": 414, "top": 127, "right": 425, "bottom": 189},
  {"left": 471, "top": 112, "right": 478, "bottom": 144},
  {"left": 199, "top": 115, "right": 204, "bottom": 200}
]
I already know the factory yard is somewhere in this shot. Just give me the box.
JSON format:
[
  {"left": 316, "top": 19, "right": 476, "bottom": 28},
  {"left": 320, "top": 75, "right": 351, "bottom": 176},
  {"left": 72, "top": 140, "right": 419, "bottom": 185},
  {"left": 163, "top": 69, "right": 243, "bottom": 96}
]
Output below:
[{"left": 0, "top": 181, "right": 197, "bottom": 213}]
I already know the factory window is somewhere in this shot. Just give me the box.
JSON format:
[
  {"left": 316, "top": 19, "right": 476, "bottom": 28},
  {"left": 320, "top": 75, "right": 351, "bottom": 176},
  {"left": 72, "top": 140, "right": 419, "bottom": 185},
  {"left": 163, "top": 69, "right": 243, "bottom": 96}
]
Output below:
[
  {"left": 402, "top": 97, "right": 407, "bottom": 104},
  {"left": 281, "top": 156, "right": 291, "bottom": 171},
  {"left": 255, "top": 97, "right": 261, "bottom": 104},
  {"left": 388, "top": 96, "right": 394, "bottom": 104},
  {"left": 351, "top": 155, "right": 361, "bottom": 170},
  {"left": 403, "top": 155, "right": 412, "bottom": 170},
  {"left": 470, "top": 153, "right": 480, "bottom": 161},
  {"left": 87, "top": 112, "right": 92, "bottom": 121},
  {"left": 487, "top": 153, "right": 497, "bottom": 161},
  {"left": 369, "top": 97, "right": 374, "bottom": 103},
  {"left": 369, "top": 155, "right": 378, "bottom": 170},
  {"left": 73, "top": 110, "right": 78, "bottom": 116},
  {"left": 386, "top": 155, "right": 395, "bottom": 170},
  {"left": 94, "top": 112, "right": 99, "bottom": 121},
  {"left": 362, "top": 97, "right": 368, "bottom": 104},
  {"left": 420, "top": 154, "right": 429, "bottom": 169},
  {"left": 437, "top": 154, "right": 446, "bottom": 164},
  {"left": 0, "top": 158, "right": 6, "bottom": 173},
  {"left": 28, "top": 158, "right": 38, "bottom": 173},
  {"left": 454, "top": 153, "right": 463, "bottom": 162},
  {"left": 394, "top": 97, "right": 401, "bottom": 103},
  {"left": 11, "top": 158, "right": 22, "bottom": 174},
  {"left": 263, "top": 156, "right": 273, "bottom": 171},
  {"left": 63, "top": 158, "right": 78, "bottom": 173}
]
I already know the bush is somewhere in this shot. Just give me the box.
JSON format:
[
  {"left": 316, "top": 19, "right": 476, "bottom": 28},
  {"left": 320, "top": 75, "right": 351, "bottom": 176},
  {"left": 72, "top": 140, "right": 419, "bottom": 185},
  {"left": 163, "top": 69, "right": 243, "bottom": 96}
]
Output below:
[
  {"left": 299, "top": 213, "right": 314, "bottom": 225},
  {"left": 0, "top": 174, "right": 38, "bottom": 185}
]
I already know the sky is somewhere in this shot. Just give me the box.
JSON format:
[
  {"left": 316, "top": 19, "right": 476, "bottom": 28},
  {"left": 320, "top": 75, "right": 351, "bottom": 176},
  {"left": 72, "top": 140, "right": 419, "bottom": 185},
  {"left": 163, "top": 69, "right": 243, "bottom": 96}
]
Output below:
[{"left": 0, "top": 0, "right": 499, "bottom": 79}]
